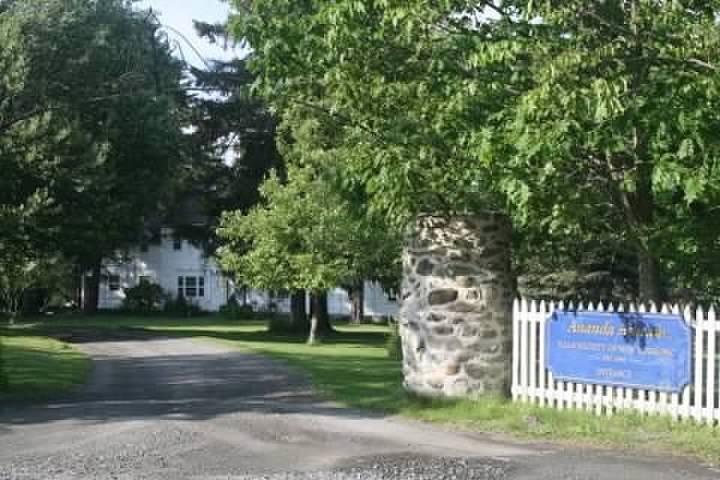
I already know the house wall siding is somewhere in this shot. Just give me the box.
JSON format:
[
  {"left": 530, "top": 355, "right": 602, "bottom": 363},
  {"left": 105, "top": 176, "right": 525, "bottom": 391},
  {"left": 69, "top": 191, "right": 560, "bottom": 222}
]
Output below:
[{"left": 97, "top": 229, "right": 399, "bottom": 316}]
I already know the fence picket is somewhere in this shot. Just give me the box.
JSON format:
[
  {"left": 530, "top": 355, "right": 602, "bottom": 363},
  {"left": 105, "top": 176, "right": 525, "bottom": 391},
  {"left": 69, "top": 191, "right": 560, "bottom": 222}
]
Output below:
[
  {"left": 681, "top": 305, "right": 693, "bottom": 420},
  {"left": 694, "top": 306, "right": 705, "bottom": 421},
  {"left": 576, "top": 301, "right": 589, "bottom": 411},
  {"left": 655, "top": 304, "right": 671, "bottom": 416},
  {"left": 606, "top": 302, "right": 619, "bottom": 416},
  {"left": 557, "top": 301, "right": 567, "bottom": 410},
  {"left": 594, "top": 302, "right": 605, "bottom": 415},
  {"left": 706, "top": 307, "right": 717, "bottom": 425},
  {"left": 512, "top": 298, "right": 521, "bottom": 401},
  {"left": 538, "top": 300, "right": 548, "bottom": 406},
  {"left": 632, "top": 304, "right": 647, "bottom": 414},
  {"left": 647, "top": 303, "right": 660, "bottom": 415},
  {"left": 520, "top": 298, "right": 530, "bottom": 402},
  {"left": 511, "top": 298, "right": 718, "bottom": 425},
  {"left": 529, "top": 300, "right": 538, "bottom": 403}
]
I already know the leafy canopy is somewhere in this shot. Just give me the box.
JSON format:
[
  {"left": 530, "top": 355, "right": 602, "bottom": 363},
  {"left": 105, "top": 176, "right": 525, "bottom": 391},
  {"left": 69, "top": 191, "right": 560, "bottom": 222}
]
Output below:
[
  {"left": 217, "top": 162, "right": 401, "bottom": 292},
  {"left": 230, "top": 0, "right": 720, "bottom": 300}
]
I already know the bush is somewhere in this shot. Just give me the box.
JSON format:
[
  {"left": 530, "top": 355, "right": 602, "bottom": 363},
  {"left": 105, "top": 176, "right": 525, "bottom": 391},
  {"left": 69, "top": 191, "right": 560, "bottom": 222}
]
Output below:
[
  {"left": 122, "top": 282, "right": 166, "bottom": 313},
  {"left": 219, "top": 301, "right": 255, "bottom": 320},
  {"left": 385, "top": 319, "right": 403, "bottom": 360},
  {"left": 163, "top": 294, "right": 202, "bottom": 317}
]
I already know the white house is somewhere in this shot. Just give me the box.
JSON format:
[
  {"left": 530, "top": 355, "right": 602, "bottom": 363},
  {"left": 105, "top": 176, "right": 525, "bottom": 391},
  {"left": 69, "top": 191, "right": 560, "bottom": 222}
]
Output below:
[
  {"left": 98, "top": 228, "right": 231, "bottom": 311},
  {"left": 96, "top": 227, "right": 399, "bottom": 317}
]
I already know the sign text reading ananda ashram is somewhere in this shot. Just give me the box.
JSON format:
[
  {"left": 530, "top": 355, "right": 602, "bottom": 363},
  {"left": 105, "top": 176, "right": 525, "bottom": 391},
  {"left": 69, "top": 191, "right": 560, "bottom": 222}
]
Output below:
[{"left": 547, "top": 311, "right": 692, "bottom": 392}]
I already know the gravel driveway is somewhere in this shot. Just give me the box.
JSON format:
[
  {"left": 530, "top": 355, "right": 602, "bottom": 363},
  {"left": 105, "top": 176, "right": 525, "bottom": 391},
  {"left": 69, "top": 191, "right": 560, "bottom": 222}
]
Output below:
[{"left": 0, "top": 336, "right": 716, "bottom": 479}]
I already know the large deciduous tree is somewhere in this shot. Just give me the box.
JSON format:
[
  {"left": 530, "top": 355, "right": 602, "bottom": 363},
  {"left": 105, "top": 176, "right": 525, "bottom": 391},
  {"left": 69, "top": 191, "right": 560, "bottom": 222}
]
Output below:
[
  {"left": 217, "top": 162, "right": 401, "bottom": 344},
  {"left": 230, "top": 0, "right": 720, "bottom": 304},
  {"left": 498, "top": 1, "right": 720, "bottom": 304},
  {"left": 0, "top": 0, "right": 187, "bottom": 312}
]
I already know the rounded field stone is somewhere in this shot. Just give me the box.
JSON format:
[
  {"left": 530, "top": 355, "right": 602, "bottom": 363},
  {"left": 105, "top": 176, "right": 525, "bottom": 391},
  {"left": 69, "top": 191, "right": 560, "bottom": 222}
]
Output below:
[
  {"left": 428, "top": 289, "right": 458, "bottom": 305},
  {"left": 401, "top": 214, "right": 513, "bottom": 398}
]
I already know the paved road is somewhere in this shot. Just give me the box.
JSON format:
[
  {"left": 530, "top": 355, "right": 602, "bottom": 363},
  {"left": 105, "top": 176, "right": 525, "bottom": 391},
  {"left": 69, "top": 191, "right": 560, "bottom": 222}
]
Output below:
[{"left": 0, "top": 337, "right": 717, "bottom": 480}]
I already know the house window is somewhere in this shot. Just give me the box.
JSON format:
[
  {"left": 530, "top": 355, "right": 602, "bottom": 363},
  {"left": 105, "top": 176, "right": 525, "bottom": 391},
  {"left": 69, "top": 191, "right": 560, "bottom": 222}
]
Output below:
[
  {"left": 177, "top": 276, "right": 205, "bottom": 298},
  {"left": 173, "top": 237, "right": 182, "bottom": 250},
  {"left": 386, "top": 289, "right": 398, "bottom": 302},
  {"left": 139, "top": 276, "right": 151, "bottom": 285},
  {"left": 108, "top": 275, "right": 121, "bottom": 291},
  {"left": 140, "top": 243, "right": 149, "bottom": 253}
]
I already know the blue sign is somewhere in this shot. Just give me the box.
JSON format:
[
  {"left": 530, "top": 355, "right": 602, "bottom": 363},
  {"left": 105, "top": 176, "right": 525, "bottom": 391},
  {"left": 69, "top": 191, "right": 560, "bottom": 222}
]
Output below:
[{"left": 547, "top": 311, "right": 691, "bottom": 392}]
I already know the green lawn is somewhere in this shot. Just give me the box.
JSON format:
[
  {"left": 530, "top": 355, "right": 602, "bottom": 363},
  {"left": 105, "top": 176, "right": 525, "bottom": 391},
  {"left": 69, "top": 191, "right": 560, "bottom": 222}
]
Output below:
[
  {"left": 13, "top": 314, "right": 720, "bottom": 464},
  {"left": 0, "top": 335, "right": 91, "bottom": 400}
]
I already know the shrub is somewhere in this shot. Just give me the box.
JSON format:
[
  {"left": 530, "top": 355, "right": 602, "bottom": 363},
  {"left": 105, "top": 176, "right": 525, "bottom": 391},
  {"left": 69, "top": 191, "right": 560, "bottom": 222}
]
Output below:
[
  {"left": 385, "top": 318, "right": 403, "bottom": 360},
  {"left": 219, "top": 301, "right": 255, "bottom": 320},
  {"left": 122, "top": 282, "right": 166, "bottom": 313},
  {"left": 163, "top": 294, "right": 202, "bottom": 317}
]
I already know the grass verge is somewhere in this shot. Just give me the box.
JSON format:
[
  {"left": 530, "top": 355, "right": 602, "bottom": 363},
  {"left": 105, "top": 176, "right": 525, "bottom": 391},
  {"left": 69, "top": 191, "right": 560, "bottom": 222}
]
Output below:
[
  {"left": 0, "top": 335, "right": 91, "bottom": 401},
  {"left": 15, "top": 315, "right": 720, "bottom": 463},
  {"left": 203, "top": 328, "right": 720, "bottom": 464}
]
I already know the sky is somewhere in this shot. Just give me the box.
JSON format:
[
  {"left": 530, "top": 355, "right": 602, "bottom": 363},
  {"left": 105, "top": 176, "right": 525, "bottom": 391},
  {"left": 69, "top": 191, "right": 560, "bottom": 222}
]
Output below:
[{"left": 137, "top": 0, "right": 240, "bottom": 67}]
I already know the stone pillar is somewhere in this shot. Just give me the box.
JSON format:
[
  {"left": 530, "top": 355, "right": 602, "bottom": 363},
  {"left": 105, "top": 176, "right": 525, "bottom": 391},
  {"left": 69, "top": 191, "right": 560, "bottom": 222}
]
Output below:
[{"left": 400, "top": 214, "right": 514, "bottom": 397}]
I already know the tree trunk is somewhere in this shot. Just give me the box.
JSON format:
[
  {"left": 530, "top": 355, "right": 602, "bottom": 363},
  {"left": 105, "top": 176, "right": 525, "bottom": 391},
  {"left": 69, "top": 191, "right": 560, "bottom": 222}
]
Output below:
[
  {"left": 74, "top": 265, "right": 83, "bottom": 311},
  {"left": 349, "top": 281, "right": 364, "bottom": 324},
  {"left": 638, "top": 251, "right": 662, "bottom": 306},
  {"left": 308, "top": 290, "right": 332, "bottom": 344},
  {"left": 3, "top": 289, "right": 22, "bottom": 325},
  {"left": 624, "top": 4, "right": 663, "bottom": 306},
  {"left": 82, "top": 260, "right": 101, "bottom": 314},
  {"left": 290, "top": 289, "right": 309, "bottom": 334},
  {"left": 0, "top": 337, "right": 6, "bottom": 391},
  {"left": 633, "top": 160, "right": 663, "bottom": 305}
]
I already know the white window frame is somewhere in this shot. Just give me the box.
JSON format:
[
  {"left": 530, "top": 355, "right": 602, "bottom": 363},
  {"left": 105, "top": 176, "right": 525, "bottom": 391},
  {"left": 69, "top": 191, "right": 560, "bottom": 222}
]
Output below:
[{"left": 177, "top": 276, "right": 205, "bottom": 298}]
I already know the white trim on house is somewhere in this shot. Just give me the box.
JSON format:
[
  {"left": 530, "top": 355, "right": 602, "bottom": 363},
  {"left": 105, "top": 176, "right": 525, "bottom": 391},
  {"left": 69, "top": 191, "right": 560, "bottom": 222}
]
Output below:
[
  {"left": 95, "top": 228, "right": 400, "bottom": 317},
  {"left": 98, "top": 228, "right": 231, "bottom": 311}
]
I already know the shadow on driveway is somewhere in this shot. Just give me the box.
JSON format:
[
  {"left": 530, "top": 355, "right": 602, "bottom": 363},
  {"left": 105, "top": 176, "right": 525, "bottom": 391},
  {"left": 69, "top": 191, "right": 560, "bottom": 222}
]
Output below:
[{"left": 0, "top": 336, "right": 384, "bottom": 427}]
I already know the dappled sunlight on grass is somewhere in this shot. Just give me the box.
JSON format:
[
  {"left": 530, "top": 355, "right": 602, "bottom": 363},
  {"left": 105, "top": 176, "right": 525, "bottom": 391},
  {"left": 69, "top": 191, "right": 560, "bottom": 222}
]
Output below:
[{"left": 0, "top": 336, "right": 91, "bottom": 400}]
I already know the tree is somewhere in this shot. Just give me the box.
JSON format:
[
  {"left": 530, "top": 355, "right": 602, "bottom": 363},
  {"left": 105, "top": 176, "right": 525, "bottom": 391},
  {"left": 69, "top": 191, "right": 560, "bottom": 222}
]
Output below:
[
  {"left": 0, "top": 0, "right": 188, "bottom": 312},
  {"left": 217, "top": 163, "right": 401, "bottom": 343},
  {"left": 495, "top": 1, "right": 720, "bottom": 304},
  {"left": 231, "top": 0, "right": 720, "bottom": 304},
  {"left": 0, "top": 249, "right": 67, "bottom": 323},
  {"left": 176, "top": 57, "right": 284, "bottom": 253},
  {"left": 0, "top": 336, "right": 6, "bottom": 391}
]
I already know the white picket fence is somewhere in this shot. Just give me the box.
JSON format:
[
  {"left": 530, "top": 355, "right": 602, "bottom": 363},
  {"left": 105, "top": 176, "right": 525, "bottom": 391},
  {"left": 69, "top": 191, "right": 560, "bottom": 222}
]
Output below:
[{"left": 511, "top": 299, "right": 720, "bottom": 424}]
